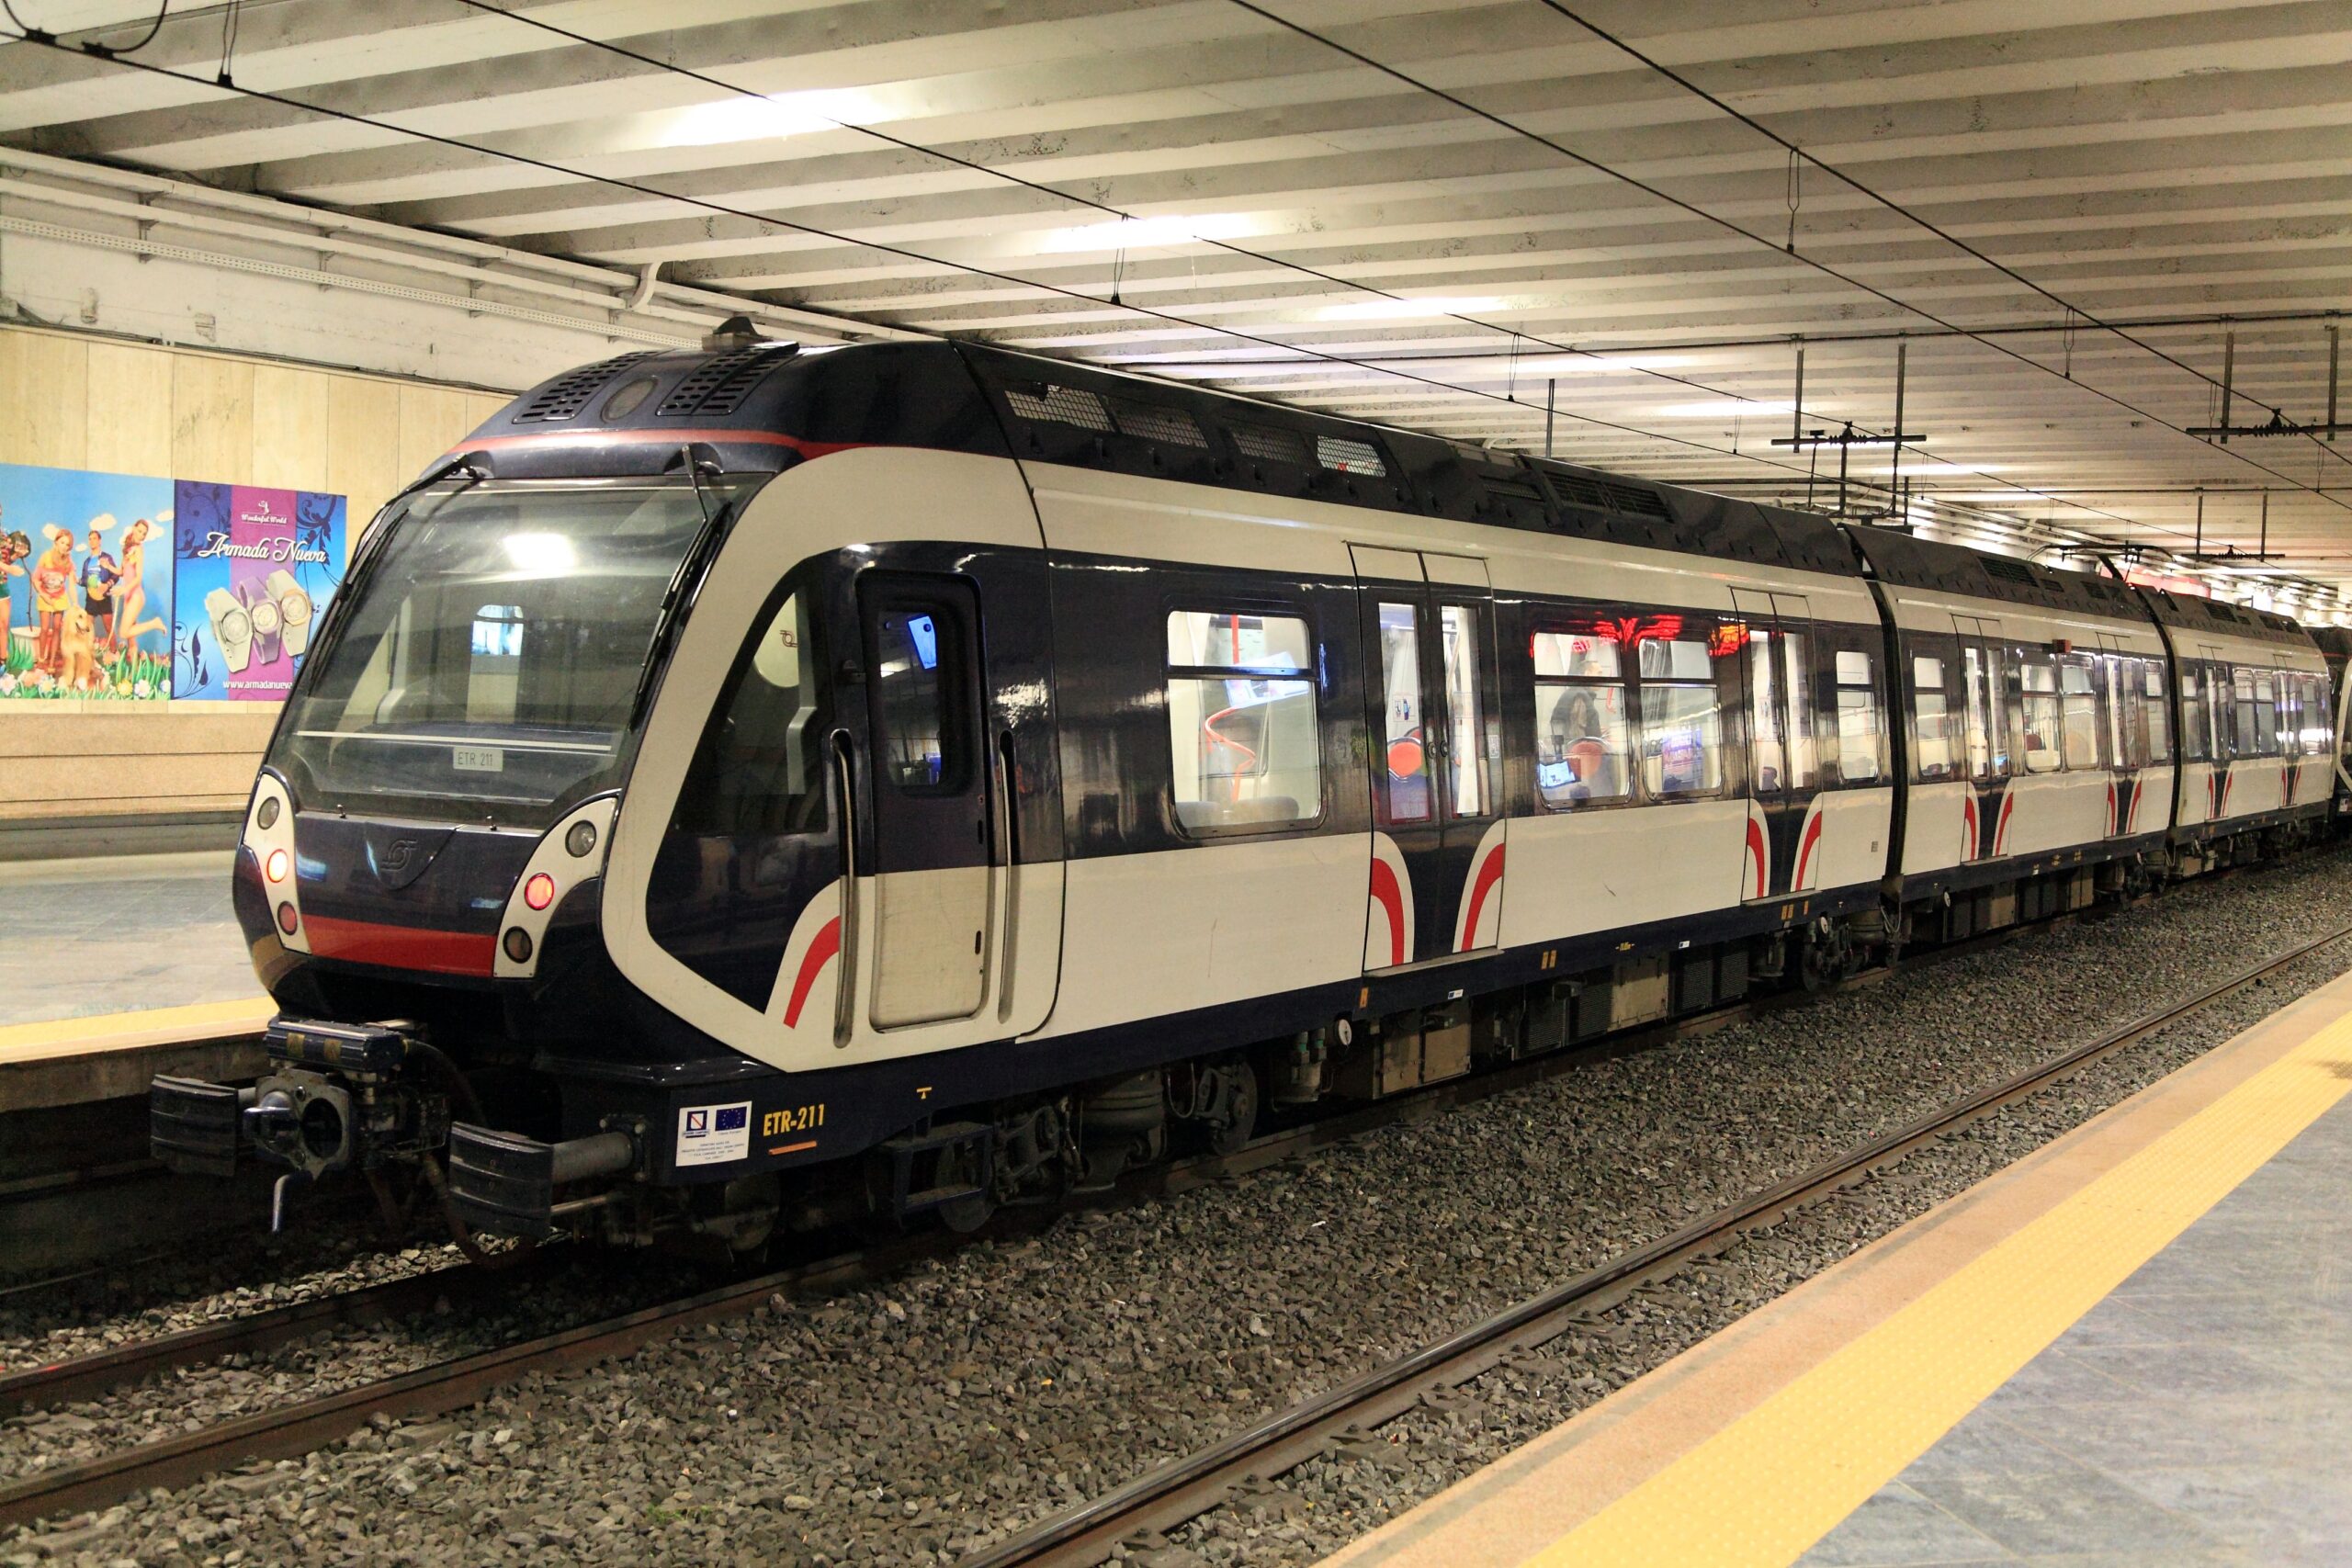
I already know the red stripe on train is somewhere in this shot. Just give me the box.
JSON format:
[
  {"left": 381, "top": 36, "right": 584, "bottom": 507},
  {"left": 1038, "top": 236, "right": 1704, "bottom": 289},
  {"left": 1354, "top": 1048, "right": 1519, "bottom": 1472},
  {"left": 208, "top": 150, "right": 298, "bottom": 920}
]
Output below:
[
  {"left": 1744, "top": 815, "right": 1768, "bottom": 898},
  {"left": 1792, "top": 811, "right": 1824, "bottom": 889},
  {"left": 300, "top": 914, "right": 496, "bottom": 976}
]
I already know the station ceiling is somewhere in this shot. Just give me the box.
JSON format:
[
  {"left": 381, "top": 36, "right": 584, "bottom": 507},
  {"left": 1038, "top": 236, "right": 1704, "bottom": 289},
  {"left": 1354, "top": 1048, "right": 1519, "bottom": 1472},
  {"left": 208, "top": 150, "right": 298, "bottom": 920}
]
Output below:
[{"left": 2, "top": 1, "right": 2347, "bottom": 604}]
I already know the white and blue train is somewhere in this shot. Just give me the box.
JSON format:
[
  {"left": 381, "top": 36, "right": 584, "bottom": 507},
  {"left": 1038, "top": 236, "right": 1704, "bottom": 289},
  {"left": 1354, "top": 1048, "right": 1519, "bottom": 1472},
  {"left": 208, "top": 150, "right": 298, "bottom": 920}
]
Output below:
[{"left": 149, "top": 321, "right": 2346, "bottom": 1251}]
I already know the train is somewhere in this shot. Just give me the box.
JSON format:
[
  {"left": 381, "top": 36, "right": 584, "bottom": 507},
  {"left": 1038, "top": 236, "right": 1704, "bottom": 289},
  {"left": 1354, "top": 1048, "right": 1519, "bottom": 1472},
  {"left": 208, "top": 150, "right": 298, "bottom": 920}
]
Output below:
[{"left": 149, "top": 321, "right": 2352, "bottom": 1253}]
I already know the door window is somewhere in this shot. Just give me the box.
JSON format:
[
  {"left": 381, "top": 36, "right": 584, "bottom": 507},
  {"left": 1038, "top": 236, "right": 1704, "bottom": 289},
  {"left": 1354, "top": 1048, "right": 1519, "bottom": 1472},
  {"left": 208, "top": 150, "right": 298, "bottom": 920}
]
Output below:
[
  {"left": 871, "top": 604, "right": 967, "bottom": 793},
  {"left": 1376, "top": 601, "right": 1430, "bottom": 823},
  {"left": 1781, "top": 630, "right": 1818, "bottom": 789},
  {"left": 2180, "top": 663, "right": 2209, "bottom": 761},
  {"left": 1438, "top": 604, "right": 1487, "bottom": 817},
  {"left": 2059, "top": 658, "right": 2101, "bottom": 770},
  {"left": 1164, "top": 609, "right": 1319, "bottom": 831},
  {"left": 1962, "top": 644, "right": 1994, "bottom": 778},
  {"left": 2020, "top": 655, "right": 2062, "bottom": 773},
  {"left": 2143, "top": 662, "right": 2171, "bottom": 763},
  {"left": 1748, "top": 631, "right": 1784, "bottom": 792}
]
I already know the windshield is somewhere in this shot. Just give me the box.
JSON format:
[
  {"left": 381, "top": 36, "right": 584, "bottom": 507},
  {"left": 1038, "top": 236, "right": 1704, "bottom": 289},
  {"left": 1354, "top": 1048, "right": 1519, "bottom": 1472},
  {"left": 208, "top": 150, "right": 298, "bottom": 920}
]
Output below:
[{"left": 272, "top": 476, "right": 758, "bottom": 829}]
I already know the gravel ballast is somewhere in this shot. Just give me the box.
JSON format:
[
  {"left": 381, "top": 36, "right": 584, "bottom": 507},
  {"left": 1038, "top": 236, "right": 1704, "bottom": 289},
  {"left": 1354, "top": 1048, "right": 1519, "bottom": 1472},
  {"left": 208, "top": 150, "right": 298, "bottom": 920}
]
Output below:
[{"left": 7, "top": 851, "right": 2352, "bottom": 1567}]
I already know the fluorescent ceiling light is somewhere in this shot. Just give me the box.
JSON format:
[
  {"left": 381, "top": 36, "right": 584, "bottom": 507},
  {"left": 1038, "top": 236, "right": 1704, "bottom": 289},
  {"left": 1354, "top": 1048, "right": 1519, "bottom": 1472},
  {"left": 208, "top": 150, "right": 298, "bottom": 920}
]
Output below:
[
  {"left": 1035, "top": 215, "right": 1257, "bottom": 253},
  {"left": 1653, "top": 398, "right": 1796, "bottom": 420},
  {"left": 1316, "top": 296, "right": 1510, "bottom": 321},
  {"left": 661, "top": 89, "right": 884, "bottom": 149}
]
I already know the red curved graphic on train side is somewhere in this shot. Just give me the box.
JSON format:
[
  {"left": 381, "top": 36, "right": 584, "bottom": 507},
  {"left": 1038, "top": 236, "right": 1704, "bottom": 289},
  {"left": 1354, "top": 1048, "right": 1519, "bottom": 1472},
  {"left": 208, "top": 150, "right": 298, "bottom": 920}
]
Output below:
[
  {"left": 782, "top": 916, "right": 843, "bottom": 1028},
  {"left": 1744, "top": 815, "right": 1768, "bottom": 898},
  {"left": 1369, "top": 857, "right": 1407, "bottom": 968},
  {"left": 1994, "top": 791, "right": 2017, "bottom": 857},
  {"left": 1459, "top": 844, "right": 1506, "bottom": 952},
  {"left": 1962, "top": 792, "right": 1979, "bottom": 860},
  {"left": 1792, "top": 810, "right": 1824, "bottom": 890}
]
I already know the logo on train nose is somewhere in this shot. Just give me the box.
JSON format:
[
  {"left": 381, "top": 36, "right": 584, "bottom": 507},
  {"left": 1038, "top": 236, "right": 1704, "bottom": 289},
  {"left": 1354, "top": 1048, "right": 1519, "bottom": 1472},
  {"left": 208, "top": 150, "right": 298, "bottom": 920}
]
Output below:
[{"left": 362, "top": 825, "right": 454, "bottom": 891}]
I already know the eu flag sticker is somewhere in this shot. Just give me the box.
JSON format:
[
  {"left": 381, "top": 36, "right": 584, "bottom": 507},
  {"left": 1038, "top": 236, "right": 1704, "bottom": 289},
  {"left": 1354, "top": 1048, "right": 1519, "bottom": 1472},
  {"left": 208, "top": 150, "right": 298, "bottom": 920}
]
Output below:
[{"left": 676, "top": 1100, "right": 752, "bottom": 1167}]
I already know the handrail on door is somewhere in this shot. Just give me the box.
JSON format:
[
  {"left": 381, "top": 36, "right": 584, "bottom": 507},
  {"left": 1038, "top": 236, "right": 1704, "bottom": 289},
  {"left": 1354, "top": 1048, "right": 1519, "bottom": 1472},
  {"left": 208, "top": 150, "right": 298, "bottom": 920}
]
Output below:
[{"left": 831, "top": 729, "right": 860, "bottom": 1049}]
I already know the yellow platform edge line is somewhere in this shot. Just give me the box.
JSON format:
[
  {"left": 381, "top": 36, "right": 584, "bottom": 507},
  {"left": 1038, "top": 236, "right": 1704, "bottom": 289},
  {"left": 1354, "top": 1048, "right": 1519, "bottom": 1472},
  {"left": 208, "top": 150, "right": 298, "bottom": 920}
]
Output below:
[
  {"left": 0, "top": 997, "right": 274, "bottom": 1062},
  {"left": 1521, "top": 1009, "right": 2352, "bottom": 1568}
]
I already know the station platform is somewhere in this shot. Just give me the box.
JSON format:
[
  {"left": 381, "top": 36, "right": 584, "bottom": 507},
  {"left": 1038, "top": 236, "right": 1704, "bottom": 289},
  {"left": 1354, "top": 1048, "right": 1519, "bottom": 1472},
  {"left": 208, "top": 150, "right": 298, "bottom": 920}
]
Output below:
[
  {"left": 0, "top": 852, "right": 266, "bottom": 1111},
  {"left": 1324, "top": 970, "right": 2352, "bottom": 1568}
]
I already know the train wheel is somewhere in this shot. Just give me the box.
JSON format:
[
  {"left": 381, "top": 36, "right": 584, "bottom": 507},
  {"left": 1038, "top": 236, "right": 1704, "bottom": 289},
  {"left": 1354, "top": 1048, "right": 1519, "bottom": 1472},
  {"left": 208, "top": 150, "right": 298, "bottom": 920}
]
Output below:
[{"left": 1207, "top": 1061, "right": 1260, "bottom": 1157}]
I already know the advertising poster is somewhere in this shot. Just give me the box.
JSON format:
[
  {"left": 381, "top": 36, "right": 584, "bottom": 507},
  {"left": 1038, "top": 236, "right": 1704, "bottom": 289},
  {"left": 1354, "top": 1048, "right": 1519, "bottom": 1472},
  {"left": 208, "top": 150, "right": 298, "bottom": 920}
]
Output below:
[
  {"left": 171, "top": 482, "right": 346, "bottom": 702},
  {"left": 0, "top": 460, "right": 344, "bottom": 703},
  {"left": 0, "top": 463, "right": 175, "bottom": 699}
]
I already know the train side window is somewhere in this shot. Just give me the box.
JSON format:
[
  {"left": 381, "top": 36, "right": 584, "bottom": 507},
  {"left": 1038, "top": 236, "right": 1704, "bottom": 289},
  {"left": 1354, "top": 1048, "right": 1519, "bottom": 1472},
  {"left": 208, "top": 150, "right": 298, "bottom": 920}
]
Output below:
[
  {"left": 1831, "top": 647, "right": 1883, "bottom": 784},
  {"left": 1747, "top": 630, "right": 1783, "bottom": 789},
  {"left": 1912, "top": 653, "right": 1955, "bottom": 780},
  {"left": 2275, "top": 672, "right": 2299, "bottom": 757},
  {"left": 2233, "top": 668, "right": 2262, "bottom": 758},
  {"left": 673, "top": 588, "right": 830, "bottom": 835},
  {"left": 2143, "top": 662, "right": 2171, "bottom": 763},
  {"left": 1637, "top": 633, "right": 1723, "bottom": 799},
  {"left": 2179, "top": 665, "right": 2208, "bottom": 762},
  {"left": 1439, "top": 604, "right": 1488, "bottom": 818},
  {"left": 2059, "top": 658, "right": 2101, "bottom": 770},
  {"left": 1532, "top": 615, "right": 1630, "bottom": 807},
  {"left": 2019, "top": 656, "right": 2062, "bottom": 773},
  {"left": 2307, "top": 674, "right": 2333, "bottom": 755},
  {"left": 1165, "top": 610, "right": 1319, "bottom": 833}
]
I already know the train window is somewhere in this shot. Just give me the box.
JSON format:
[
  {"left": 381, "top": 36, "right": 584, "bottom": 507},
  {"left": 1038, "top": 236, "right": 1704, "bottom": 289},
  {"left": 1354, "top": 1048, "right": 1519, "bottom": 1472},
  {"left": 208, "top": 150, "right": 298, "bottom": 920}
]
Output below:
[
  {"left": 1532, "top": 614, "right": 1630, "bottom": 808},
  {"left": 1832, "top": 647, "right": 1883, "bottom": 784},
  {"left": 2019, "top": 658, "right": 2063, "bottom": 773},
  {"left": 2059, "top": 659, "right": 2101, "bottom": 770},
  {"left": 1912, "top": 654, "right": 1956, "bottom": 781},
  {"left": 1639, "top": 636, "right": 1713, "bottom": 681},
  {"left": 2143, "top": 662, "right": 2171, "bottom": 764},
  {"left": 1640, "top": 681, "right": 1723, "bottom": 798},
  {"left": 872, "top": 604, "right": 968, "bottom": 794},
  {"left": 2179, "top": 666, "right": 2209, "bottom": 762},
  {"left": 1439, "top": 604, "right": 1487, "bottom": 817},
  {"left": 673, "top": 586, "right": 829, "bottom": 836},
  {"left": 2306, "top": 674, "right": 2333, "bottom": 755},
  {"left": 1165, "top": 610, "right": 1319, "bottom": 833},
  {"left": 1376, "top": 602, "right": 1432, "bottom": 824}
]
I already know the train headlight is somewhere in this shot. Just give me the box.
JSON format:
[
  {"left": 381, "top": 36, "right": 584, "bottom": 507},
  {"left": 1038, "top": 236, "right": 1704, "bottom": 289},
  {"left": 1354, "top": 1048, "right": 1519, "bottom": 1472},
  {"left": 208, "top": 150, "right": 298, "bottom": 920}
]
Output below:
[
  {"left": 565, "top": 821, "right": 597, "bottom": 858},
  {"left": 524, "top": 873, "right": 557, "bottom": 911},
  {"left": 257, "top": 796, "right": 280, "bottom": 829},
  {"left": 503, "top": 928, "right": 534, "bottom": 964},
  {"left": 266, "top": 848, "right": 289, "bottom": 884},
  {"left": 494, "top": 798, "right": 617, "bottom": 981},
  {"left": 277, "top": 902, "right": 300, "bottom": 935}
]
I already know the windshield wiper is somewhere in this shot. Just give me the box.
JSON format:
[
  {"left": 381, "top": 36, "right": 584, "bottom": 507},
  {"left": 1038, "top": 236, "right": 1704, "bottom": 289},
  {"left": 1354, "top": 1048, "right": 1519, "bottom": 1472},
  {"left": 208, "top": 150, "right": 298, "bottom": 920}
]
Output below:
[{"left": 628, "top": 448, "right": 735, "bottom": 728}]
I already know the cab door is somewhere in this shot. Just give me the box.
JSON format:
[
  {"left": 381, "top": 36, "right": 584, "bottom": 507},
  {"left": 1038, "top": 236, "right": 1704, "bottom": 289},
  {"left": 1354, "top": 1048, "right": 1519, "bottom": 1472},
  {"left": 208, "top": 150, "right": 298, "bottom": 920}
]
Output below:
[
  {"left": 846, "top": 561, "right": 1062, "bottom": 1042},
  {"left": 1353, "top": 547, "right": 1501, "bottom": 968}
]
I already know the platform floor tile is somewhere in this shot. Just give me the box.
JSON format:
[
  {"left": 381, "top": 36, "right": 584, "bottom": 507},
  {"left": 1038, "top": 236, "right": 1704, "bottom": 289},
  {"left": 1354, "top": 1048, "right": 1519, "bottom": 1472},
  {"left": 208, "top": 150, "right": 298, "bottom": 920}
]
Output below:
[
  {"left": 1796, "top": 1086, "right": 2352, "bottom": 1568},
  {"left": 0, "top": 852, "right": 256, "bottom": 1028}
]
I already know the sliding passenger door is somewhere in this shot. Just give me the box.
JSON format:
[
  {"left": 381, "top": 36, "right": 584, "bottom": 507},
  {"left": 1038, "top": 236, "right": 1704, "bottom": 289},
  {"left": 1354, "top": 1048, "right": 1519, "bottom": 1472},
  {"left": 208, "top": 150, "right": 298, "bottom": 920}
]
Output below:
[
  {"left": 1352, "top": 547, "right": 1502, "bottom": 968},
  {"left": 1733, "top": 590, "right": 1820, "bottom": 899}
]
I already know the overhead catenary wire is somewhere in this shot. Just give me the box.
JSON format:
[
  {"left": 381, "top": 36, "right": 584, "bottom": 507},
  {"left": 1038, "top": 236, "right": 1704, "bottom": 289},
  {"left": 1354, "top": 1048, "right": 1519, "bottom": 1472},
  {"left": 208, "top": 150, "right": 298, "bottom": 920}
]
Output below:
[
  {"left": 0, "top": 13, "right": 2278, "bottom": 575},
  {"left": 1535, "top": 0, "right": 2350, "bottom": 475},
  {"left": 433, "top": 0, "right": 2179, "bottom": 547},
  {"left": 1224, "top": 0, "right": 2351, "bottom": 520}
]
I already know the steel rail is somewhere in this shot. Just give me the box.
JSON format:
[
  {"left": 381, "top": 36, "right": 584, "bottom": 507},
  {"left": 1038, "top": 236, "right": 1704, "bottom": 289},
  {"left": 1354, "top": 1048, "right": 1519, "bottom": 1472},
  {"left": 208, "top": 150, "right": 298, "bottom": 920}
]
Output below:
[
  {"left": 958, "top": 917, "right": 2352, "bottom": 1568},
  {"left": 0, "top": 875, "right": 2319, "bottom": 1535}
]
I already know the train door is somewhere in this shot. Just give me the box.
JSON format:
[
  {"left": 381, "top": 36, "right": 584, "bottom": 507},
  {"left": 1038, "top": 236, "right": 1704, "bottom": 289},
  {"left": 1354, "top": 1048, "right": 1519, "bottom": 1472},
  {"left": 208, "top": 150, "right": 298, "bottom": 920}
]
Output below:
[
  {"left": 1733, "top": 590, "right": 1819, "bottom": 898},
  {"left": 848, "top": 567, "right": 1060, "bottom": 1037},
  {"left": 1953, "top": 615, "right": 2005, "bottom": 861},
  {"left": 1352, "top": 546, "right": 1501, "bottom": 968}
]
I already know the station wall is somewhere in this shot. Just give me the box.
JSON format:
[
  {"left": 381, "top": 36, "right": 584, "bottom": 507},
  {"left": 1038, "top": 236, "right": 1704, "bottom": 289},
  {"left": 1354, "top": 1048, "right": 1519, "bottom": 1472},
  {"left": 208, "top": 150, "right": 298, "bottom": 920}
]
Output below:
[{"left": 0, "top": 322, "right": 512, "bottom": 845}]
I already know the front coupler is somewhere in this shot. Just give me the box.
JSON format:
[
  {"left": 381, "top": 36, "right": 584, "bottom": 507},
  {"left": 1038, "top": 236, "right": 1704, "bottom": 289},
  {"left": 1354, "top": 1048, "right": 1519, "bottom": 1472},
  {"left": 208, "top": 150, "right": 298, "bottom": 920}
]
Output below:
[{"left": 150, "top": 1017, "right": 453, "bottom": 1190}]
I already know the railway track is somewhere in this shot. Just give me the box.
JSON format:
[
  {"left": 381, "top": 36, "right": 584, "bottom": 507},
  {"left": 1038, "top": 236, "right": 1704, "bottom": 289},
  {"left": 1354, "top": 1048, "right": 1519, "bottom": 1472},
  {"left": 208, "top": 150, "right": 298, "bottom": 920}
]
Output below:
[
  {"left": 958, "top": 915, "right": 2352, "bottom": 1568},
  {"left": 1, "top": 895, "right": 2335, "bottom": 1537}
]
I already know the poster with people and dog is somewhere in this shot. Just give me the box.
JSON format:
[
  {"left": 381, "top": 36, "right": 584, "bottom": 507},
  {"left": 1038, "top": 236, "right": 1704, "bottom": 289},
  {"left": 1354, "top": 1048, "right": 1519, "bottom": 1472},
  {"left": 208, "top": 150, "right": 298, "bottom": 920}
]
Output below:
[{"left": 0, "top": 460, "right": 345, "bottom": 701}]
